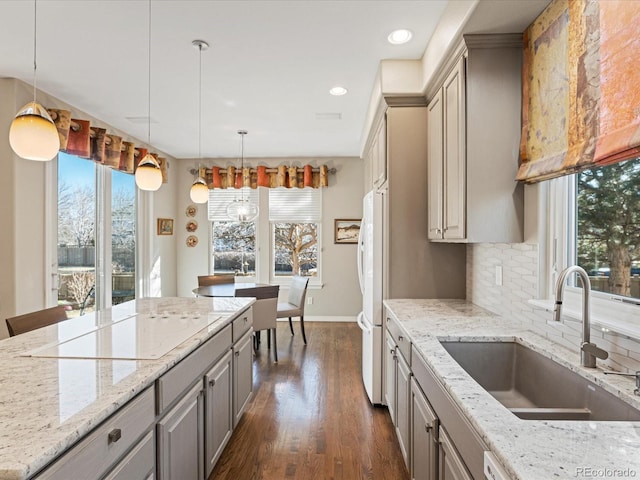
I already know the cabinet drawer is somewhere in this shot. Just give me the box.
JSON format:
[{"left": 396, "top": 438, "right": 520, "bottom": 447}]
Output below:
[
  {"left": 232, "top": 308, "right": 253, "bottom": 343},
  {"left": 387, "top": 315, "right": 411, "bottom": 365},
  {"left": 35, "top": 387, "right": 155, "bottom": 480},
  {"left": 157, "top": 324, "right": 232, "bottom": 413},
  {"left": 103, "top": 430, "right": 154, "bottom": 480}
]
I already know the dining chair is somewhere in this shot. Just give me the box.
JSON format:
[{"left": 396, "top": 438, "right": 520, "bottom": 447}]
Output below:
[
  {"left": 277, "top": 276, "right": 309, "bottom": 344},
  {"left": 6, "top": 305, "right": 69, "bottom": 337},
  {"left": 235, "top": 285, "right": 280, "bottom": 361},
  {"left": 197, "top": 274, "right": 235, "bottom": 286}
]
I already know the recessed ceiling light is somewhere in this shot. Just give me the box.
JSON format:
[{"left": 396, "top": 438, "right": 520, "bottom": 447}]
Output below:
[
  {"left": 329, "top": 86, "right": 348, "bottom": 96},
  {"left": 388, "top": 29, "right": 413, "bottom": 45}
]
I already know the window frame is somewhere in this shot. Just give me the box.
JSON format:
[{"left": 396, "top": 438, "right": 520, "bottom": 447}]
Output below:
[{"left": 268, "top": 221, "right": 322, "bottom": 288}]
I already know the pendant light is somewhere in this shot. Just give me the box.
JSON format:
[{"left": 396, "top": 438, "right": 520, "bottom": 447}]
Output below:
[
  {"left": 9, "top": 0, "right": 60, "bottom": 161},
  {"left": 135, "top": 0, "right": 162, "bottom": 192},
  {"left": 226, "top": 130, "right": 259, "bottom": 222},
  {"left": 189, "top": 40, "right": 209, "bottom": 204}
]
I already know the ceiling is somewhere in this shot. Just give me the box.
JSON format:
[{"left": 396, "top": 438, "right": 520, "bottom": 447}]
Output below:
[{"left": 0, "top": 1, "right": 547, "bottom": 160}]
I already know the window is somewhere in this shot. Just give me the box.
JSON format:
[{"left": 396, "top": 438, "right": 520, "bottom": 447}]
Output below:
[
  {"left": 208, "top": 189, "right": 258, "bottom": 278},
  {"left": 269, "top": 188, "right": 321, "bottom": 282},
  {"left": 574, "top": 158, "right": 640, "bottom": 301},
  {"left": 208, "top": 187, "right": 322, "bottom": 285},
  {"left": 57, "top": 152, "right": 136, "bottom": 316},
  {"left": 58, "top": 153, "right": 96, "bottom": 315}
]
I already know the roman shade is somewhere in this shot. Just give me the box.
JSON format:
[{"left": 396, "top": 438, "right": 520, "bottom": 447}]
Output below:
[
  {"left": 207, "top": 188, "right": 260, "bottom": 222},
  {"left": 517, "top": 0, "right": 640, "bottom": 183},
  {"left": 269, "top": 188, "right": 322, "bottom": 223}
]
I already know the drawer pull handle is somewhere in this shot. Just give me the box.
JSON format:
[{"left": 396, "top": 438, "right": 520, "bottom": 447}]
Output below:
[
  {"left": 425, "top": 424, "right": 432, "bottom": 432},
  {"left": 398, "top": 335, "right": 404, "bottom": 342},
  {"left": 244, "top": 316, "right": 248, "bottom": 322},
  {"left": 108, "top": 428, "right": 122, "bottom": 444},
  {"left": 209, "top": 379, "right": 216, "bottom": 387},
  {"left": 235, "top": 351, "right": 240, "bottom": 357}
]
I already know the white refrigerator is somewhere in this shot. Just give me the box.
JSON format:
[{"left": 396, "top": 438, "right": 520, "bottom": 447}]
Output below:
[{"left": 357, "top": 190, "right": 385, "bottom": 405}]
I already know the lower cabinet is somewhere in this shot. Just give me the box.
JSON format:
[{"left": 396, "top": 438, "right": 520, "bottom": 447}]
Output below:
[
  {"left": 205, "top": 350, "right": 233, "bottom": 478},
  {"left": 385, "top": 320, "right": 411, "bottom": 470},
  {"left": 411, "top": 379, "right": 438, "bottom": 480},
  {"left": 438, "top": 427, "right": 473, "bottom": 480},
  {"left": 157, "top": 381, "right": 205, "bottom": 480},
  {"left": 233, "top": 329, "right": 254, "bottom": 427},
  {"left": 103, "top": 431, "right": 155, "bottom": 480}
]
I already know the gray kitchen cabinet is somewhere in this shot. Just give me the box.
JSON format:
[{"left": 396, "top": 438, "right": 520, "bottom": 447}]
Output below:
[
  {"left": 385, "top": 315, "right": 412, "bottom": 469},
  {"left": 103, "top": 431, "right": 155, "bottom": 480},
  {"left": 384, "top": 329, "right": 397, "bottom": 421},
  {"left": 411, "top": 378, "right": 438, "bottom": 480},
  {"left": 438, "top": 427, "right": 473, "bottom": 480},
  {"left": 204, "top": 350, "right": 233, "bottom": 478},
  {"left": 427, "top": 34, "right": 524, "bottom": 243},
  {"left": 233, "top": 329, "right": 254, "bottom": 427},
  {"left": 157, "top": 381, "right": 204, "bottom": 480}
]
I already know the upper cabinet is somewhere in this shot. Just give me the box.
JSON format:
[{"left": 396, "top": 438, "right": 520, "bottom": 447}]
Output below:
[
  {"left": 427, "top": 34, "right": 524, "bottom": 243},
  {"left": 367, "top": 113, "right": 388, "bottom": 192}
]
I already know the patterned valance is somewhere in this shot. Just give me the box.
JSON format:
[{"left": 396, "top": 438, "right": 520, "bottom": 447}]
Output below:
[
  {"left": 46, "top": 108, "right": 168, "bottom": 183},
  {"left": 203, "top": 164, "right": 330, "bottom": 189},
  {"left": 517, "top": 0, "right": 640, "bottom": 183}
]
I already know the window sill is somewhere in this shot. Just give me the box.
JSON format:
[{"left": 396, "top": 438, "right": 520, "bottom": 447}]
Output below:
[{"left": 529, "top": 289, "right": 640, "bottom": 340}]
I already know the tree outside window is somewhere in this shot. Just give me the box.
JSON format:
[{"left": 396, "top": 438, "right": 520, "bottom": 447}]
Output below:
[
  {"left": 273, "top": 223, "right": 318, "bottom": 277},
  {"left": 576, "top": 157, "right": 640, "bottom": 298},
  {"left": 212, "top": 221, "right": 256, "bottom": 276}
]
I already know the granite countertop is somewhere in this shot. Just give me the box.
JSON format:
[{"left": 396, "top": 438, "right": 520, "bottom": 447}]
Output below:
[
  {"left": 0, "top": 296, "right": 254, "bottom": 480},
  {"left": 384, "top": 299, "right": 640, "bottom": 480}
]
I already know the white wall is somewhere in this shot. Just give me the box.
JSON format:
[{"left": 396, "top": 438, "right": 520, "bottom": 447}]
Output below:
[
  {"left": 0, "top": 79, "right": 177, "bottom": 339},
  {"left": 176, "top": 156, "right": 364, "bottom": 319}
]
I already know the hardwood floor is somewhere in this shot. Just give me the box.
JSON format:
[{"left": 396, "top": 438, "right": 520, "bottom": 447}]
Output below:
[{"left": 210, "top": 322, "right": 409, "bottom": 480}]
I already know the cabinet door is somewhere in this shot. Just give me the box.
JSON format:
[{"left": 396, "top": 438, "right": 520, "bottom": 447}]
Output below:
[
  {"left": 103, "top": 431, "right": 155, "bottom": 480},
  {"left": 233, "top": 330, "right": 254, "bottom": 427},
  {"left": 427, "top": 89, "right": 444, "bottom": 240},
  {"left": 396, "top": 351, "right": 411, "bottom": 469},
  {"left": 438, "top": 427, "right": 472, "bottom": 480},
  {"left": 411, "top": 379, "right": 438, "bottom": 480},
  {"left": 157, "top": 382, "right": 204, "bottom": 480},
  {"left": 384, "top": 330, "right": 397, "bottom": 422},
  {"left": 204, "top": 350, "right": 233, "bottom": 478},
  {"left": 442, "top": 56, "right": 466, "bottom": 240}
]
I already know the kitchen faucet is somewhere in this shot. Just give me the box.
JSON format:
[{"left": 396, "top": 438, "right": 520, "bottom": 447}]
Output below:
[{"left": 553, "top": 265, "right": 608, "bottom": 368}]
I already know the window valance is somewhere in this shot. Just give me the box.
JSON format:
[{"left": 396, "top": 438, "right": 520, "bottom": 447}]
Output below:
[
  {"left": 203, "top": 164, "right": 330, "bottom": 189},
  {"left": 46, "top": 107, "right": 168, "bottom": 183},
  {"left": 517, "top": 0, "right": 640, "bottom": 184}
]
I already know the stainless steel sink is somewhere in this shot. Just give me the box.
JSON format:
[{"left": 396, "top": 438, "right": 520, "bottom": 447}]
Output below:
[{"left": 439, "top": 341, "right": 640, "bottom": 421}]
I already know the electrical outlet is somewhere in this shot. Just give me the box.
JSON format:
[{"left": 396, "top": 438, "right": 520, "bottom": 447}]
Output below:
[
  {"left": 495, "top": 266, "right": 503, "bottom": 286},
  {"left": 307, "top": 296, "right": 313, "bottom": 305}
]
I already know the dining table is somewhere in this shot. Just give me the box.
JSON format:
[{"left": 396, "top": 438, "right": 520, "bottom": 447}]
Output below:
[{"left": 192, "top": 283, "right": 280, "bottom": 300}]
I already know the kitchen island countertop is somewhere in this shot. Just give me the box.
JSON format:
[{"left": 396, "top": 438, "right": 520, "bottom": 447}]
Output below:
[
  {"left": 0, "top": 296, "right": 254, "bottom": 480},
  {"left": 385, "top": 298, "right": 640, "bottom": 480}
]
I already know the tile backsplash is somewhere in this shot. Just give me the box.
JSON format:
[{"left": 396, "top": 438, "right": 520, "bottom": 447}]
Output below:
[{"left": 467, "top": 243, "right": 640, "bottom": 373}]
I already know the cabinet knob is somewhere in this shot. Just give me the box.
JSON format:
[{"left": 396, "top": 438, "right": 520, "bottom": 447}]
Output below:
[
  {"left": 108, "top": 428, "right": 122, "bottom": 444},
  {"left": 235, "top": 351, "right": 240, "bottom": 357},
  {"left": 209, "top": 379, "right": 216, "bottom": 387},
  {"left": 243, "top": 316, "right": 248, "bottom": 323},
  {"left": 398, "top": 335, "right": 404, "bottom": 342},
  {"left": 425, "top": 424, "right": 432, "bottom": 432}
]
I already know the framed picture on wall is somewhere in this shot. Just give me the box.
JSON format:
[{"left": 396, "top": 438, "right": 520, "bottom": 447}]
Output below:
[
  {"left": 334, "top": 219, "right": 361, "bottom": 244},
  {"left": 157, "top": 218, "right": 174, "bottom": 235}
]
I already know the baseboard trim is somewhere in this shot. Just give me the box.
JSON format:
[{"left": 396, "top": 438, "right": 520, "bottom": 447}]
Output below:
[{"left": 277, "top": 315, "right": 356, "bottom": 323}]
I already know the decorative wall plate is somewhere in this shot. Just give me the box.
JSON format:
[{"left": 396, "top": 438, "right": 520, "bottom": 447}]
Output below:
[
  {"left": 186, "top": 235, "right": 198, "bottom": 247},
  {"left": 186, "top": 220, "right": 198, "bottom": 232},
  {"left": 186, "top": 205, "right": 197, "bottom": 217}
]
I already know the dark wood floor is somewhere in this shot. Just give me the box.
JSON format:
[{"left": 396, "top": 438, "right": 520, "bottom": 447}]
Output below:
[{"left": 210, "top": 322, "right": 409, "bottom": 480}]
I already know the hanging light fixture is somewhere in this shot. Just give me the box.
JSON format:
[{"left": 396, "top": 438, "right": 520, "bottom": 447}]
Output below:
[
  {"left": 226, "top": 130, "right": 259, "bottom": 222},
  {"left": 135, "top": 0, "right": 162, "bottom": 192},
  {"left": 189, "top": 39, "right": 209, "bottom": 204},
  {"left": 9, "top": 0, "right": 60, "bottom": 161}
]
